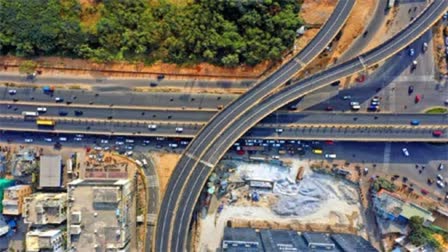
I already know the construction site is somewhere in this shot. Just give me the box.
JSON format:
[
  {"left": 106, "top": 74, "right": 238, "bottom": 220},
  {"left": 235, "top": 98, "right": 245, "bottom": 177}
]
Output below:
[{"left": 196, "top": 158, "right": 365, "bottom": 251}]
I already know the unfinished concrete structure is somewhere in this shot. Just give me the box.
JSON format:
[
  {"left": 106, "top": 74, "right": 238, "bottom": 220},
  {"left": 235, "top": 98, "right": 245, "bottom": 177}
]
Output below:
[
  {"left": 67, "top": 179, "right": 134, "bottom": 251},
  {"left": 23, "top": 193, "right": 67, "bottom": 226},
  {"left": 2, "top": 184, "right": 32, "bottom": 216}
]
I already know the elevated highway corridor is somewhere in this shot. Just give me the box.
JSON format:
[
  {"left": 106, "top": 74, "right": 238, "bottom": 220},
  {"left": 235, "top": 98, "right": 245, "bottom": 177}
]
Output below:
[
  {"left": 154, "top": 0, "right": 357, "bottom": 251},
  {"left": 166, "top": 1, "right": 448, "bottom": 251}
]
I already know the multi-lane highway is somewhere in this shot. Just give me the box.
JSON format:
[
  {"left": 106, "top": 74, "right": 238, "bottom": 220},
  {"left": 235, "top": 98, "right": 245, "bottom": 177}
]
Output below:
[
  {"left": 154, "top": 0, "right": 358, "bottom": 250},
  {"left": 160, "top": 1, "right": 448, "bottom": 251},
  {"left": 0, "top": 113, "right": 447, "bottom": 139}
]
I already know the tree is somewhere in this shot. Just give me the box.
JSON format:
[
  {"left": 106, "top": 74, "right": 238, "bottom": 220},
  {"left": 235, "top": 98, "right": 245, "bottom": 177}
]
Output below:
[
  {"left": 408, "top": 216, "right": 441, "bottom": 249},
  {"left": 18, "top": 60, "right": 37, "bottom": 74}
]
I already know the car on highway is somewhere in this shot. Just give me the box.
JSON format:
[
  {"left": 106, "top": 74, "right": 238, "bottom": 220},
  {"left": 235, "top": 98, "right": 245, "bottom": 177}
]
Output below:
[
  {"left": 432, "top": 130, "right": 443, "bottom": 137},
  {"left": 422, "top": 42, "right": 428, "bottom": 52},
  {"left": 74, "top": 110, "right": 83, "bottom": 116},
  {"left": 414, "top": 94, "right": 421, "bottom": 103},
  {"left": 410, "top": 120, "right": 420, "bottom": 126},
  {"left": 408, "top": 48, "right": 415, "bottom": 56},
  {"left": 324, "top": 153, "right": 336, "bottom": 159},
  {"left": 8, "top": 89, "right": 17, "bottom": 95},
  {"left": 59, "top": 111, "right": 68, "bottom": 116},
  {"left": 44, "top": 138, "right": 52, "bottom": 142},
  {"left": 402, "top": 148, "right": 410, "bottom": 157},
  {"left": 24, "top": 138, "right": 33, "bottom": 143},
  {"left": 175, "top": 127, "right": 183, "bottom": 133},
  {"left": 55, "top": 97, "right": 64, "bottom": 103},
  {"left": 148, "top": 124, "right": 157, "bottom": 130},
  {"left": 37, "top": 107, "right": 47, "bottom": 113},
  {"left": 325, "top": 106, "right": 334, "bottom": 111},
  {"left": 150, "top": 82, "right": 158, "bottom": 87}
]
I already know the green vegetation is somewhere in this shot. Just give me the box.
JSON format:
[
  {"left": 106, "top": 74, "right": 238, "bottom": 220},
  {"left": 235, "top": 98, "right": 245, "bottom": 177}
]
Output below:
[
  {"left": 371, "top": 177, "right": 397, "bottom": 192},
  {"left": 425, "top": 107, "right": 448, "bottom": 114},
  {"left": 0, "top": 0, "right": 302, "bottom": 67},
  {"left": 408, "top": 216, "right": 440, "bottom": 249}
]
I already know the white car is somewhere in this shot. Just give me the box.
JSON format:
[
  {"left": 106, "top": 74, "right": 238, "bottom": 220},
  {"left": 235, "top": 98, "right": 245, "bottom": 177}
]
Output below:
[
  {"left": 275, "top": 128, "right": 284, "bottom": 133},
  {"left": 75, "top": 134, "right": 84, "bottom": 138},
  {"left": 94, "top": 146, "right": 102, "bottom": 151},
  {"left": 37, "top": 107, "right": 47, "bottom": 113},
  {"left": 115, "top": 141, "right": 124, "bottom": 145},
  {"left": 437, "top": 174, "right": 444, "bottom": 181},
  {"left": 175, "top": 127, "right": 183, "bottom": 133},
  {"left": 125, "top": 139, "right": 134, "bottom": 144},
  {"left": 55, "top": 97, "right": 63, "bottom": 102},
  {"left": 437, "top": 180, "right": 445, "bottom": 188},
  {"left": 59, "top": 137, "right": 67, "bottom": 142},
  {"left": 126, "top": 151, "right": 133, "bottom": 156},
  {"left": 74, "top": 137, "right": 83, "bottom": 141},
  {"left": 148, "top": 124, "right": 157, "bottom": 130},
  {"left": 24, "top": 138, "right": 33, "bottom": 143},
  {"left": 8, "top": 89, "right": 17, "bottom": 95},
  {"left": 438, "top": 163, "right": 444, "bottom": 171},
  {"left": 343, "top": 95, "right": 351, "bottom": 100},
  {"left": 350, "top": 102, "right": 359, "bottom": 106},
  {"left": 180, "top": 141, "right": 189, "bottom": 145},
  {"left": 169, "top": 143, "right": 178, "bottom": 148},
  {"left": 272, "top": 155, "right": 280, "bottom": 160},
  {"left": 44, "top": 138, "right": 52, "bottom": 142},
  {"left": 325, "top": 153, "right": 337, "bottom": 159},
  {"left": 402, "top": 148, "right": 410, "bottom": 157},
  {"left": 142, "top": 159, "right": 148, "bottom": 165},
  {"left": 156, "top": 137, "right": 165, "bottom": 141},
  {"left": 100, "top": 139, "right": 109, "bottom": 144}
]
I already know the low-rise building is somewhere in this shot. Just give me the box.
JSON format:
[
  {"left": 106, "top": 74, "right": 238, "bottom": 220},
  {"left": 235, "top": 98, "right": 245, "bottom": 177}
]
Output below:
[
  {"left": 39, "top": 155, "right": 62, "bottom": 188},
  {"left": 67, "top": 179, "right": 134, "bottom": 251},
  {"left": 373, "top": 189, "right": 434, "bottom": 224},
  {"left": 221, "top": 227, "right": 377, "bottom": 251},
  {"left": 23, "top": 193, "right": 67, "bottom": 226},
  {"left": 26, "top": 229, "right": 64, "bottom": 252},
  {"left": 2, "top": 185, "right": 32, "bottom": 216}
]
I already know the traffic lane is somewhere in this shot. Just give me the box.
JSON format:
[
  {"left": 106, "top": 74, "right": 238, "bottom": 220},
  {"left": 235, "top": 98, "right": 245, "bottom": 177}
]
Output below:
[
  {"left": 0, "top": 86, "right": 236, "bottom": 109},
  {"left": 262, "top": 112, "right": 448, "bottom": 125},
  {"left": 248, "top": 127, "right": 446, "bottom": 142},
  {"left": 0, "top": 104, "right": 215, "bottom": 122},
  {"left": 0, "top": 72, "right": 256, "bottom": 90},
  {"left": 365, "top": 0, "right": 447, "bottom": 66}
]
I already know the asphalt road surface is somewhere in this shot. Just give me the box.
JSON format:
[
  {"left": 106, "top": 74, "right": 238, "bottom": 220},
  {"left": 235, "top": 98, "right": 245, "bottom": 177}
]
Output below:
[{"left": 163, "top": 1, "right": 448, "bottom": 251}]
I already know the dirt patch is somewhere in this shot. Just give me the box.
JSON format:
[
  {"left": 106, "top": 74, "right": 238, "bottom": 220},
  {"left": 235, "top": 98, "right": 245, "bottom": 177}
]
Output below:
[
  {"left": 301, "top": 0, "right": 337, "bottom": 25},
  {"left": 434, "top": 22, "right": 447, "bottom": 76},
  {"left": 150, "top": 152, "right": 180, "bottom": 197},
  {"left": 294, "top": 0, "right": 377, "bottom": 80}
]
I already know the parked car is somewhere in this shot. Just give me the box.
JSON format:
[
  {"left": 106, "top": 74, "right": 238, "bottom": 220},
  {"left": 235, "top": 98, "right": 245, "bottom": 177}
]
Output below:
[
  {"left": 59, "top": 137, "right": 67, "bottom": 142},
  {"left": 324, "top": 153, "right": 337, "bottom": 159},
  {"left": 275, "top": 128, "right": 283, "bottom": 133},
  {"left": 408, "top": 85, "right": 414, "bottom": 95},
  {"left": 438, "top": 163, "right": 444, "bottom": 171},
  {"left": 44, "top": 138, "right": 52, "bottom": 142},
  {"left": 422, "top": 42, "right": 428, "bottom": 52},
  {"left": 24, "top": 138, "right": 33, "bottom": 143},
  {"left": 408, "top": 48, "right": 415, "bottom": 56}
]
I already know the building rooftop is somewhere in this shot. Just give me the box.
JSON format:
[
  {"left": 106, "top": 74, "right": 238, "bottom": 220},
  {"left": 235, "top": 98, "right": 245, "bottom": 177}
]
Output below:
[
  {"left": 23, "top": 193, "right": 67, "bottom": 225},
  {"left": 400, "top": 203, "right": 435, "bottom": 222},
  {"left": 375, "top": 190, "right": 405, "bottom": 217},
  {"left": 221, "top": 228, "right": 377, "bottom": 252},
  {"left": 39, "top": 155, "right": 62, "bottom": 188},
  {"left": 67, "top": 179, "right": 133, "bottom": 251}
]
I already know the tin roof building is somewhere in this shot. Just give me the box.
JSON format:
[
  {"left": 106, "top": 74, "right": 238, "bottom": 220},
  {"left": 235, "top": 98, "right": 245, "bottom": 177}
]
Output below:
[{"left": 39, "top": 155, "right": 62, "bottom": 188}]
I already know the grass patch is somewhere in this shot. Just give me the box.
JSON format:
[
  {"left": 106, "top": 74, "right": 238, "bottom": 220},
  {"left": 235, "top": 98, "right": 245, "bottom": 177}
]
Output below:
[
  {"left": 68, "top": 85, "right": 81, "bottom": 90},
  {"left": 425, "top": 107, "right": 448, "bottom": 114}
]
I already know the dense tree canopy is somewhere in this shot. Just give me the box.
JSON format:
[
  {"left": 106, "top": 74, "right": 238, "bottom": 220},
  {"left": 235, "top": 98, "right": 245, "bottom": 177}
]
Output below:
[{"left": 0, "top": 0, "right": 302, "bottom": 66}]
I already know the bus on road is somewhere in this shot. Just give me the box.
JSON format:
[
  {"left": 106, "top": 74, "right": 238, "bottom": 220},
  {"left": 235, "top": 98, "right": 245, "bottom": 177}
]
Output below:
[{"left": 36, "top": 119, "right": 55, "bottom": 127}]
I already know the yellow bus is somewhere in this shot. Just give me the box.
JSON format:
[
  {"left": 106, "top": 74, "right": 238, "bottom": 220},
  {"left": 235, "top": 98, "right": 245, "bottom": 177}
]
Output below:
[
  {"left": 312, "top": 148, "right": 323, "bottom": 155},
  {"left": 36, "top": 119, "right": 55, "bottom": 126}
]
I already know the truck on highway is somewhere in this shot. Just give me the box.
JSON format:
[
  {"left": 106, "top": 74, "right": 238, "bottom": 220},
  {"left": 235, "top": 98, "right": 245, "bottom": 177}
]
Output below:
[
  {"left": 42, "top": 86, "right": 55, "bottom": 93},
  {"left": 22, "top": 111, "right": 38, "bottom": 120}
]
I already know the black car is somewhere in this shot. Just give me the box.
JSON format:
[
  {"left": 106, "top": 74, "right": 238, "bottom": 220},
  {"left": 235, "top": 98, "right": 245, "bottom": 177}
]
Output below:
[
  {"left": 59, "top": 111, "right": 68, "bottom": 116},
  {"left": 74, "top": 110, "right": 83, "bottom": 116},
  {"left": 150, "top": 82, "right": 158, "bottom": 87},
  {"left": 408, "top": 86, "right": 414, "bottom": 95}
]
